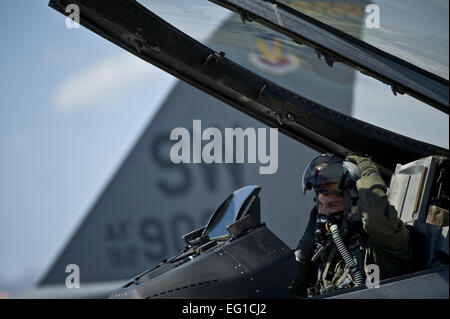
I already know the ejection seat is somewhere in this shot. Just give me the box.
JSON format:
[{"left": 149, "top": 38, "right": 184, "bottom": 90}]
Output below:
[{"left": 387, "top": 156, "right": 449, "bottom": 272}]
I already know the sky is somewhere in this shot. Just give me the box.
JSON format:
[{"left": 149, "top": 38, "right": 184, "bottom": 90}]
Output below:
[{"left": 0, "top": 0, "right": 448, "bottom": 297}]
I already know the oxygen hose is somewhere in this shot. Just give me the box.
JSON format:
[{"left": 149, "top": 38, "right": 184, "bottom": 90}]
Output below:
[{"left": 328, "top": 223, "right": 364, "bottom": 286}]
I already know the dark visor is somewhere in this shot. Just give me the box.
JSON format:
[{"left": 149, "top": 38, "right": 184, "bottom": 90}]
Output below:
[{"left": 302, "top": 154, "right": 345, "bottom": 194}]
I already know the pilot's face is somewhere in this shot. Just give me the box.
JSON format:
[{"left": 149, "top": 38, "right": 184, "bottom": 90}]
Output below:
[{"left": 317, "top": 193, "right": 344, "bottom": 216}]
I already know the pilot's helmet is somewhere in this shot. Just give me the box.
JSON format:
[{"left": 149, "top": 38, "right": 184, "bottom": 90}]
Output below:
[{"left": 301, "top": 154, "right": 361, "bottom": 195}]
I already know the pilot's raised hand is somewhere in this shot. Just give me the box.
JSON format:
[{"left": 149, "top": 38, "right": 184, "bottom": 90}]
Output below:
[{"left": 345, "top": 154, "right": 380, "bottom": 177}]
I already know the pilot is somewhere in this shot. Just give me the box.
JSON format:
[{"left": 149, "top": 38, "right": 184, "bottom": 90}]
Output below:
[{"left": 288, "top": 154, "right": 412, "bottom": 297}]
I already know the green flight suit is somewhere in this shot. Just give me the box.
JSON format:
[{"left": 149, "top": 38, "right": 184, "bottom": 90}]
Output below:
[{"left": 289, "top": 156, "right": 412, "bottom": 296}]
